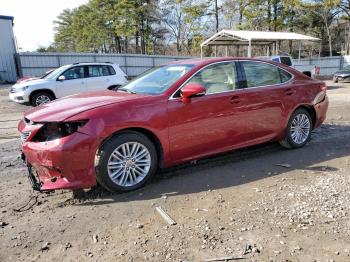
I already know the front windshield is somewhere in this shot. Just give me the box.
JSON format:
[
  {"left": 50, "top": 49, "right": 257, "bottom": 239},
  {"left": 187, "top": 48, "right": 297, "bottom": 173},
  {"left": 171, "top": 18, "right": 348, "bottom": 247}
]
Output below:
[
  {"left": 343, "top": 65, "right": 350, "bottom": 71},
  {"left": 120, "top": 64, "right": 194, "bottom": 95},
  {"left": 42, "top": 65, "right": 71, "bottom": 80}
]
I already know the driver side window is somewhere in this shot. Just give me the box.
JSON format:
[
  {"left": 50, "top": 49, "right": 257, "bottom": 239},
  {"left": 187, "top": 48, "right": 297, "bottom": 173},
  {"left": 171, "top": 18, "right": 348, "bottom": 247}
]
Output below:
[
  {"left": 187, "top": 62, "right": 238, "bottom": 94},
  {"left": 61, "top": 66, "right": 85, "bottom": 80}
]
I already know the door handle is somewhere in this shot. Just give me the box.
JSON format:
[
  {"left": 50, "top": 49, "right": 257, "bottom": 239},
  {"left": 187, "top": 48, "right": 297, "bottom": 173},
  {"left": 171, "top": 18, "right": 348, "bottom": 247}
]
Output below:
[
  {"left": 230, "top": 95, "right": 240, "bottom": 104},
  {"left": 285, "top": 88, "right": 294, "bottom": 96}
]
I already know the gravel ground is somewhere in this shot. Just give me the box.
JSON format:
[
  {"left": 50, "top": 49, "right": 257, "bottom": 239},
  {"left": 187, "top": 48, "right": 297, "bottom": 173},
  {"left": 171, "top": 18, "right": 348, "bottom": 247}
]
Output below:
[{"left": 0, "top": 81, "right": 350, "bottom": 261}]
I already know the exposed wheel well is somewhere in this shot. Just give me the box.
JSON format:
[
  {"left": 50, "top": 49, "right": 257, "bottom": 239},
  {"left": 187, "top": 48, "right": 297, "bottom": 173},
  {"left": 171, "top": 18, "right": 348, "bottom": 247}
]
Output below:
[
  {"left": 107, "top": 85, "right": 121, "bottom": 90},
  {"left": 29, "top": 89, "right": 56, "bottom": 102},
  {"left": 100, "top": 128, "right": 164, "bottom": 168},
  {"left": 296, "top": 105, "right": 316, "bottom": 128}
]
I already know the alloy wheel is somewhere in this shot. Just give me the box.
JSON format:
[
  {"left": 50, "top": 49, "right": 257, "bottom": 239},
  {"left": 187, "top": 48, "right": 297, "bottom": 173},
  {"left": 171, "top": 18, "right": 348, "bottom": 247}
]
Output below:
[
  {"left": 107, "top": 142, "right": 151, "bottom": 187},
  {"left": 290, "top": 113, "right": 311, "bottom": 144},
  {"left": 35, "top": 95, "right": 51, "bottom": 106}
]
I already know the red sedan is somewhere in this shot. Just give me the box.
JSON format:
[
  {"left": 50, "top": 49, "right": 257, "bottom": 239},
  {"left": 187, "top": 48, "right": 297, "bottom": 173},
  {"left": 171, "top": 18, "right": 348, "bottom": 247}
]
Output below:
[{"left": 18, "top": 58, "right": 328, "bottom": 193}]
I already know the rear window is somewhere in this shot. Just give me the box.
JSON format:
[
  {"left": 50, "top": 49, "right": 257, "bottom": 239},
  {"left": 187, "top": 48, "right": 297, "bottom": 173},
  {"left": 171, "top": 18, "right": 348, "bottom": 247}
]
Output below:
[
  {"left": 241, "top": 61, "right": 292, "bottom": 88},
  {"left": 88, "top": 65, "right": 113, "bottom": 77},
  {"left": 108, "top": 66, "right": 116, "bottom": 75}
]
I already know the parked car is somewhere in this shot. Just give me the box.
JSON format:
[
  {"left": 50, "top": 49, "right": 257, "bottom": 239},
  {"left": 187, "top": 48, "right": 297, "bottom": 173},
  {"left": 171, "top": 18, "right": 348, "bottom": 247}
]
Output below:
[
  {"left": 9, "top": 62, "right": 127, "bottom": 106},
  {"left": 256, "top": 55, "right": 312, "bottom": 77},
  {"left": 333, "top": 65, "right": 350, "bottom": 83},
  {"left": 18, "top": 57, "right": 328, "bottom": 193}
]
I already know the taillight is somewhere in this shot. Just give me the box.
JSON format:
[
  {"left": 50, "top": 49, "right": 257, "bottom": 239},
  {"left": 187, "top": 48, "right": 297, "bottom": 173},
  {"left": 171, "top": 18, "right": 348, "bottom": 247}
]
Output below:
[{"left": 320, "top": 83, "right": 327, "bottom": 91}]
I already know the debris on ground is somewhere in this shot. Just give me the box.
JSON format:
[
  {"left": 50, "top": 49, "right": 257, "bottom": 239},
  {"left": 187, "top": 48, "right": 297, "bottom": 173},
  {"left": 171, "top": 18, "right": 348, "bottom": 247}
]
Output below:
[{"left": 155, "top": 206, "right": 177, "bottom": 225}]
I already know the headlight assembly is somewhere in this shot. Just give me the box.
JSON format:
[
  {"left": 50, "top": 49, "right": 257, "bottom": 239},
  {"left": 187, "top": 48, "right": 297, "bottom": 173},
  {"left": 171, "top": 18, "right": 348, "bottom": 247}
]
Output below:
[
  {"left": 32, "top": 120, "right": 88, "bottom": 142},
  {"left": 17, "top": 86, "right": 30, "bottom": 92}
]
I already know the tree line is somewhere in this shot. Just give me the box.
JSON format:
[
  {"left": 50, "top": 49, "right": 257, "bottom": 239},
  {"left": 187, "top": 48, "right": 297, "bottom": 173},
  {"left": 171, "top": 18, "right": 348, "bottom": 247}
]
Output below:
[{"left": 38, "top": 0, "right": 350, "bottom": 57}]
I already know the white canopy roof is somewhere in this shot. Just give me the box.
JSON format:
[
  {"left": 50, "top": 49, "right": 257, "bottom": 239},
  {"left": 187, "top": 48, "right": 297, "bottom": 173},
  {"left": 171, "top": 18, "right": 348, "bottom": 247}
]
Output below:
[{"left": 201, "top": 30, "right": 320, "bottom": 47}]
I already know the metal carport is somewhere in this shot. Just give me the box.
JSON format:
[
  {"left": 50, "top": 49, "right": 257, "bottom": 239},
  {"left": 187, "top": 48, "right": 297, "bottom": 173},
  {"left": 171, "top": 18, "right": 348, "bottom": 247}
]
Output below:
[{"left": 200, "top": 30, "right": 320, "bottom": 58}]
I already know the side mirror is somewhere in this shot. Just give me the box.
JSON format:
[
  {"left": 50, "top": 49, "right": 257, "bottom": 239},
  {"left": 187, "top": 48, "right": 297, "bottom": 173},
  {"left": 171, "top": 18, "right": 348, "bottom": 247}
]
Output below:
[
  {"left": 181, "top": 83, "right": 206, "bottom": 103},
  {"left": 57, "top": 75, "right": 65, "bottom": 81}
]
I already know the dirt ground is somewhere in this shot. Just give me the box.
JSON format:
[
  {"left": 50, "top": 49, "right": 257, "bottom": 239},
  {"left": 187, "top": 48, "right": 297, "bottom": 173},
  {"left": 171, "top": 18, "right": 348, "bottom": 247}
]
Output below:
[{"left": 0, "top": 81, "right": 350, "bottom": 262}]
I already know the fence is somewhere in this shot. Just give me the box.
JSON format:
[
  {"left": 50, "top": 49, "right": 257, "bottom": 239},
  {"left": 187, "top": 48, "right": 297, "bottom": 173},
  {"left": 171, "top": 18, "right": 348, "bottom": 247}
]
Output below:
[
  {"left": 294, "top": 56, "right": 350, "bottom": 76},
  {"left": 17, "top": 52, "right": 191, "bottom": 78},
  {"left": 16, "top": 52, "right": 350, "bottom": 78}
]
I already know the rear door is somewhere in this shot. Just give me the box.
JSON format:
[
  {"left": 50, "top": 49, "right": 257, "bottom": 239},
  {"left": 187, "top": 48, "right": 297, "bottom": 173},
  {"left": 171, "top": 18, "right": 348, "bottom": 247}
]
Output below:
[
  {"left": 86, "top": 65, "right": 111, "bottom": 92},
  {"left": 55, "top": 66, "right": 87, "bottom": 97},
  {"left": 237, "top": 60, "right": 294, "bottom": 143}
]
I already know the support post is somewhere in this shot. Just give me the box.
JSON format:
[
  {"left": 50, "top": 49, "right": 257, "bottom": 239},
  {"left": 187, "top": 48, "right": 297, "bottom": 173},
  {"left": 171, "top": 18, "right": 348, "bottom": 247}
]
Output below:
[
  {"left": 200, "top": 46, "right": 203, "bottom": 58},
  {"left": 298, "top": 41, "right": 301, "bottom": 61},
  {"left": 225, "top": 46, "right": 228, "bottom": 57},
  {"left": 248, "top": 40, "right": 252, "bottom": 57},
  {"left": 275, "top": 41, "right": 278, "bottom": 55},
  {"left": 214, "top": 46, "right": 217, "bottom": 57}
]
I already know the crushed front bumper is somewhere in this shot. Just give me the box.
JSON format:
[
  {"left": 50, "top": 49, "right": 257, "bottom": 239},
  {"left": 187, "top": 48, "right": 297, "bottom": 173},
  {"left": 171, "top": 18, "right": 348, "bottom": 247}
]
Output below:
[{"left": 20, "top": 124, "right": 98, "bottom": 191}]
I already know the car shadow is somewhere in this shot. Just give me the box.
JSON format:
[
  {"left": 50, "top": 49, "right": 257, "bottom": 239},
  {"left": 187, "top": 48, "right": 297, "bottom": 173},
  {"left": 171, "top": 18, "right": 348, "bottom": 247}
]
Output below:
[{"left": 76, "top": 124, "right": 350, "bottom": 206}]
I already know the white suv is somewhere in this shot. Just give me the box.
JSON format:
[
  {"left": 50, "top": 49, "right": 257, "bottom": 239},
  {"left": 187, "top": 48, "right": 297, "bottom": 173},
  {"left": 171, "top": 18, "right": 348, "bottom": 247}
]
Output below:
[{"left": 9, "top": 62, "right": 128, "bottom": 106}]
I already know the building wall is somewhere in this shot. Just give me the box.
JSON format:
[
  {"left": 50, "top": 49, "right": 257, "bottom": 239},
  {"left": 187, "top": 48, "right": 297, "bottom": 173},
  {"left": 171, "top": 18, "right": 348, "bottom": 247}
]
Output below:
[{"left": 0, "top": 16, "right": 17, "bottom": 83}]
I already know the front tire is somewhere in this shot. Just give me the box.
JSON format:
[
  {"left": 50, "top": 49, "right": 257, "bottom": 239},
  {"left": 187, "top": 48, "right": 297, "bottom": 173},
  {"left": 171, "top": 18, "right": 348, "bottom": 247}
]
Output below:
[
  {"left": 31, "top": 92, "right": 54, "bottom": 107},
  {"left": 279, "top": 108, "right": 312, "bottom": 149},
  {"left": 95, "top": 132, "right": 158, "bottom": 192}
]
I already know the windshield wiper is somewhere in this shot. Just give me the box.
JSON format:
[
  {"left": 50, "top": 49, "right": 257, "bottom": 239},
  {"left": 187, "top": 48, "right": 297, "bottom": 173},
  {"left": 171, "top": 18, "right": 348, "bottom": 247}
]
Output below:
[{"left": 117, "top": 87, "right": 136, "bottom": 94}]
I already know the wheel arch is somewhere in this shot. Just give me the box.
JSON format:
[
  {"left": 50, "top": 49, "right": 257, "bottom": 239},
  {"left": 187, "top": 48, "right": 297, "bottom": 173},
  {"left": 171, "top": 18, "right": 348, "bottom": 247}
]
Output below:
[
  {"left": 107, "top": 84, "right": 121, "bottom": 90},
  {"left": 293, "top": 104, "right": 317, "bottom": 129},
  {"left": 29, "top": 89, "right": 56, "bottom": 102},
  {"left": 98, "top": 127, "right": 165, "bottom": 168}
]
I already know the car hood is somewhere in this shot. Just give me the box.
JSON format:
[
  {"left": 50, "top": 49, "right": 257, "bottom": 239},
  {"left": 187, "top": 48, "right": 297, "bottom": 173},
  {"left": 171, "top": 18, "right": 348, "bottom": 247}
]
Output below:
[
  {"left": 24, "top": 91, "right": 146, "bottom": 122},
  {"left": 335, "top": 70, "right": 350, "bottom": 75},
  {"left": 13, "top": 78, "right": 50, "bottom": 88}
]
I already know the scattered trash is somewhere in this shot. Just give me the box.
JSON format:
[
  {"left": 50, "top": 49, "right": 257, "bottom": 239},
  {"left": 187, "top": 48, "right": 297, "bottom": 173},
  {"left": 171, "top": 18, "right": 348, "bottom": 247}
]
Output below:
[
  {"left": 273, "top": 164, "right": 292, "bottom": 168},
  {"left": 195, "top": 208, "right": 208, "bottom": 212},
  {"left": 0, "top": 221, "right": 9, "bottom": 228},
  {"left": 273, "top": 163, "right": 291, "bottom": 168},
  {"left": 155, "top": 206, "right": 176, "bottom": 225},
  {"left": 92, "top": 234, "right": 98, "bottom": 243},
  {"left": 39, "top": 242, "right": 50, "bottom": 251},
  {"left": 205, "top": 256, "right": 244, "bottom": 261},
  {"left": 242, "top": 244, "right": 260, "bottom": 255},
  {"left": 65, "top": 242, "right": 72, "bottom": 250}
]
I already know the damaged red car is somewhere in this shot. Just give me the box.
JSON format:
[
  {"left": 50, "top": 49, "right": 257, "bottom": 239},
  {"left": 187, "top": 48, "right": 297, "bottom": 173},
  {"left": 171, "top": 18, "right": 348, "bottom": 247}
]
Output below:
[{"left": 18, "top": 58, "right": 328, "bottom": 193}]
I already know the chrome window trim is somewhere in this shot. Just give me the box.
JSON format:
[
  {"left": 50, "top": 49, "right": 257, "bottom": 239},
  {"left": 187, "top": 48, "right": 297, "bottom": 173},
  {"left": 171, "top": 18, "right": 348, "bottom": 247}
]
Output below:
[
  {"left": 169, "top": 59, "right": 295, "bottom": 100},
  {"left": 169, "top": 60, "right": 239, "bottom": 100}
]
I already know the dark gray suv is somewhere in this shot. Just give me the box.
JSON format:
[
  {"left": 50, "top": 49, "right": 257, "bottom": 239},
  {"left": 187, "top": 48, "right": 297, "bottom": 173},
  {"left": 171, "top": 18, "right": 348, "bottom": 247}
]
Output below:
[{"left": 333, "top": 65, "right": 350, "bottom": 83}]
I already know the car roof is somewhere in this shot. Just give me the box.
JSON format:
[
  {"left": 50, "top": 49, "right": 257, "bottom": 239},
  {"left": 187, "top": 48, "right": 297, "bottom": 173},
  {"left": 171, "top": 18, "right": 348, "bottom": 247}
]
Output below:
[
  {"left": 67, "top": 62, "right": 118, "bottom": 66},
  {"left": 165, "top": 57, "right": 277, "bottom": 67}
]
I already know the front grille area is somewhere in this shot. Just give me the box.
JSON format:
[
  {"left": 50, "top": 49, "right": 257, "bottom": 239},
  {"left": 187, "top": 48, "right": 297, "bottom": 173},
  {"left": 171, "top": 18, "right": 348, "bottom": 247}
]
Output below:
[{"left": 20, "top": 131, "right": 31, "bottom": 143}]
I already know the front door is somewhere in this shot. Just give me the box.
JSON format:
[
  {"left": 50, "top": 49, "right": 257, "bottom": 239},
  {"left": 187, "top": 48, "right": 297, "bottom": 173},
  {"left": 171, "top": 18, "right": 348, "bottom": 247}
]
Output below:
[
  {"left": 55, "top": 66, "right": 87, "bottom": 98},
  {"left": 167, "top": 61, "right": 246, "bottom": 163}
]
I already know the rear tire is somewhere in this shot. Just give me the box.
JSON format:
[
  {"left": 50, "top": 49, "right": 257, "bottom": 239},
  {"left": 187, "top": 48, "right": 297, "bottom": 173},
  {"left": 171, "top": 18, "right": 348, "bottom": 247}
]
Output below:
[
  {"left": 31, "top": 92, "right": 54, "bottom": 107},
  {"left": 333, "top": 77, "right": 338, "bottom": 83},
  {"left": 279, "top": 108, "right": 312, "bottom": 149},
  {"left": 95, "top": 132, "right": 158, "bottom": 193}
]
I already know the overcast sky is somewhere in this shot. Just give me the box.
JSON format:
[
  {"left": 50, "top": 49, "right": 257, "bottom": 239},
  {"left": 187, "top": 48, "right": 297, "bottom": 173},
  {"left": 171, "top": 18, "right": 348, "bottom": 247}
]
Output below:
[{"left": 0, "top": 0, "right": 88, "bottom": 51}]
